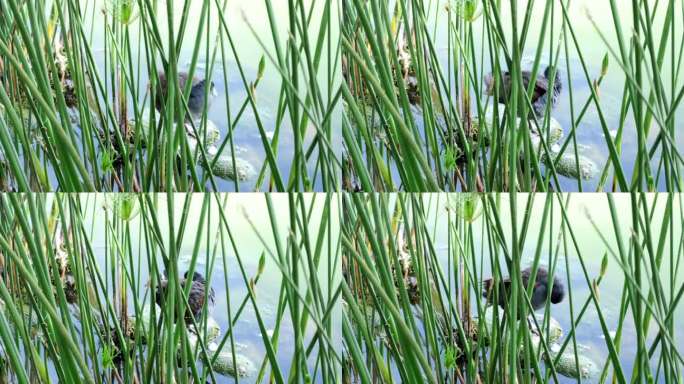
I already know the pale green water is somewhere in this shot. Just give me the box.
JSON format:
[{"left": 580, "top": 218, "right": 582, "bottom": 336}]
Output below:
[
  {"left": 41, "top": 193, "right": 340, "bottom": 383},
  {"left": 397, "top": 0, "right": 683, "bottom": 191},
  {"left": 421, "top": 193, "right": 684, "bottom": 382},
  {"left": 39, "top": 0, "right": 341, "bottom": 191},
  {"left": 343, "top": 193, "right": 684, "bottom": 382}
]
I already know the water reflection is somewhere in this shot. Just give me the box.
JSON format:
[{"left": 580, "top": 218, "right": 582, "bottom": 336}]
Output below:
[
  {"left": 67, "top": 193, "right": 338, "bottom": 383},
  {"left": 35, "top": 0, "right": 340, "bottom": 191},
  {"left": 396, "top": 0, "right": 682, "bottom": 191},
  {"left": 426, "top": 194, "right": 684, "bottom": 382}
]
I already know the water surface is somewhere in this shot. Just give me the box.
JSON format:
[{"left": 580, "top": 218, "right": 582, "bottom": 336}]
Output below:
[
  {"left": 389, "top": 0, "right": 682, "bottom": 191},
  {"left": 422, "top": 193, "right": 683, "bottom": 382},
  {"left": 49, "top": 193, "right": 340, "bottom": 383}
]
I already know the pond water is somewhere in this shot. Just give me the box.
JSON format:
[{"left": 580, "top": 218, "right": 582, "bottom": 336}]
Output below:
[
  {"left": 391, "top": 0, "right": 682, "bottom": 191},
  {"left": 42, "top": 193, "right": 340, "bottom": 383},
  {"left": 38, "top": 0, "right": 340, "bottom": 191},
  {"left": 420, "top": 193, "right": 684, "bottom": 382}
]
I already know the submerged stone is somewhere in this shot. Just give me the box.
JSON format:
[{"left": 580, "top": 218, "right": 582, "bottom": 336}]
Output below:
[
  {"left": 132, "top": 110, "right": 221, "bottom": 146},
  {"left": 185, "top": 119, "right": 221, "bottom": 146},
  {"left": 188, "top": 337, "right": 255, "bottom": 377},
  {"left": 544, "top": 152, "right": 598, "bottom": 180},
  {"left": 134, "top": 108, "right": 255, "bottom": 181},
  {"left": 528, "top": 313, "right": 563, "bottom": 344},
  {"left": 187, "top": 135, "right": 256, "bottom": 182},
  {"left": 478, "top": 307, "right": 599, "bottom": 380},
  {"left": 471, "top": 107, "right": 565, "bottom": 154},
  {"left": 529, "top": 119, "right": 564, "bottom": 151},
  {"left": 211, "top": 350, "right": 256, "bottom": 377},
  {"left": 208, "top": 152, "right": 256, "bottom": 182},
  {"left": 527, "top": 335, "right": 599, "bottom": 379},
  {"left": 128, "top": 303, "right": 158, "bottom": 336},
  {"left": 470, "top": 106, "right": 601, "bottom": 181},
  {"left": 553, "top": 349, "right": 600, "bottom": 379},
  {"left": 189, "top": 316, "right": 221, "bottom": 344},
  {"left": 130, "top": 108, "right": 154, "bottom": 141}
]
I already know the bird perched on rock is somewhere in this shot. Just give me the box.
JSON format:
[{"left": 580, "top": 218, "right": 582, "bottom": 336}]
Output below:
[
  {"left": 154, "top": 270, "right": 215, "bottom": 324},
  {"left": 482, "top": 266, "right": 565, "bottom": 312},
  {"left": 154, "top": 71, "right": 217, "bottom": 121},
  {"left": 484, "top": 66, "right": 562, "bottom": 118}
]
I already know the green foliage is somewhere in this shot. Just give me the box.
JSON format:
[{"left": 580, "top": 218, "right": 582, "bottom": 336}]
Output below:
[
  {"left": 456, "top": 0, "right": 481, "bottom": 22},
  {"left": 444, "top": 146, "right": 458, "bottom": 171},
  {"left": 342, "top": 0, "right": 683, "bottom": 192},
  {"left": 101, "top": 345, "right": 115, "bottom": 370},
  {"left": 342, "top": 193, "right": 684, "bottom": 383},
  {"left": 444, "top": 346, "right": 458, "bottom": 369},
  {"left": 0, "top": 0, "right": 341, "bottom": 192},
  {"left": 0, "top": 193, "right": 341, "bottom": 383}
]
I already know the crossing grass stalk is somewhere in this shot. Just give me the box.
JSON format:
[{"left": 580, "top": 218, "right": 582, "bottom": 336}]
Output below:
[
  {"left": 341, "top": 0, "right": 683, "bottom": 192},
  {"left": 342, "top": 193, "right": 683, "bottom": 383},
  {"left": 0, "top": 193, "right": 341, "bottom": 383}
]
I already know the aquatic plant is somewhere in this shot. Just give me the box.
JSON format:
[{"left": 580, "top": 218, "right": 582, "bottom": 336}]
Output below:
[
  {"left": 0, "top": 0, "right": 341, "bottom": 192},
  {"left": 342, "top": 193, "right": 683, "bottom": 383},
  {"left": 0, "top": 193, "right": 341, "bottom": 383},
  {"left": 341, "top": 0, "right": 683, "bottom": 192}
]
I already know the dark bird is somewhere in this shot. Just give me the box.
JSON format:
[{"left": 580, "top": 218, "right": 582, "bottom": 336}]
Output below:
[
  {"left": 482, "top": 267, "right": 565, "bottom": 312},
  {"left": 154, "top": 270, "right": 216, "bottom": 324},
  {"left": 154, "top": 71, "right": 217, "bottom": 121},
  {"left": 484, "top": 66, "right": 562, "bottom": 118}
]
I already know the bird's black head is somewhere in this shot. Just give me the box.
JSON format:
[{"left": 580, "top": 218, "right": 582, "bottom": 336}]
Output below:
[
  {"left": 543, "top": 66, "right": 553, "bottom": 79},
  {"left": 544, "top": 66, "right": 562, "bottom": 89},
  {"left": 192, "top": 79, "right": 205, "bottom": 93},
  {"left": 154, "top": 277, "right": 169, "bottom": 307},
  {"left": 184, "top": 271, "right": 206, "bottom": 283},
  {"left": 544, "top": 66, "right": 560, "bottom": 83},
  {"left": 191, "top": 79, "right": 215, "bottom": 93},
  {"left": 550, "top": 275, "right": 565, "bottom": 304}
]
